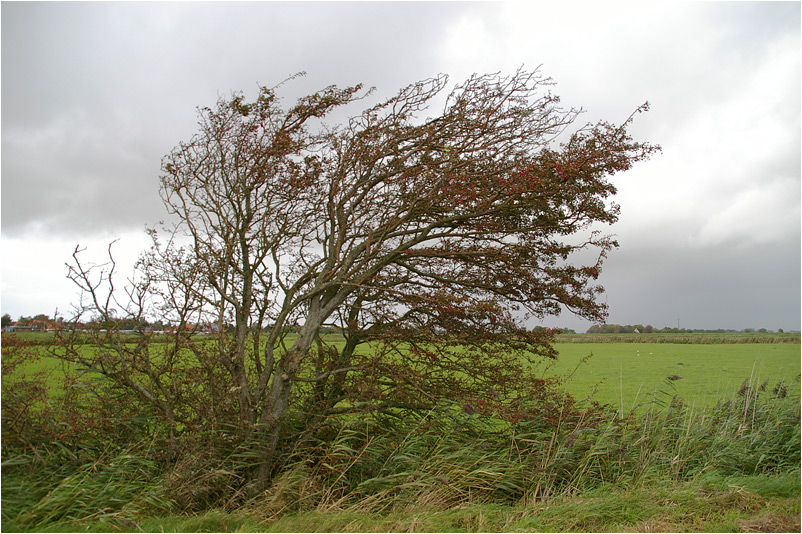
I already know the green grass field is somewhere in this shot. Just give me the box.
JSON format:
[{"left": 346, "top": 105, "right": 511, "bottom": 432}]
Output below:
[
  {"left": 4, "top": 333, "right": 800, "bottom": 411},
  {"left": 544, "top": 342, "right": 801, "bottom": 412}
]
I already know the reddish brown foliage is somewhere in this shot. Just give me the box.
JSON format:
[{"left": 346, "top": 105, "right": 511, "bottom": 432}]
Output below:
[{"left": 60, "top": 69, "right": 658, "bottom": 490}]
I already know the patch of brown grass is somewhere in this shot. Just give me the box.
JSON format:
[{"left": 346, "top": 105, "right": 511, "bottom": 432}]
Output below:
[{"left": 737, "top": 513, "right": 801, "bottom": 533}]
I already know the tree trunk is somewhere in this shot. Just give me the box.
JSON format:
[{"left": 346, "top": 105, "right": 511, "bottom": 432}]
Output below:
[{"left": 248, "top": 313, "right": 321, "bottom": 495}]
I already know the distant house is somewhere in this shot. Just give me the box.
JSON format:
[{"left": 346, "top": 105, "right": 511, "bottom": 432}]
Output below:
[
  {"left": 633, "top": 328, "right": 640, "bottom": 334},
  {"left": 3, "top": 325, "right": 32, "bottom": 333}
]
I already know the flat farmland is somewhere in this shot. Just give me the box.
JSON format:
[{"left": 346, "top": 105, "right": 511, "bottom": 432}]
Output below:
[
  {"left": 4, "top": 333, "right": 800, "bottom": 413},
  {"left": 544, "top": 342, "right": 801, "bottom": 412}
]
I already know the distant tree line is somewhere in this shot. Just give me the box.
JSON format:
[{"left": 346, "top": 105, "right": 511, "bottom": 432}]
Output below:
[
  {"left": 1, "top": 312, "right": 349, "bottom": 335},
  {"left": 532, "top": 326, "right": 577, "bottom": 334},
  {"left": 2, "top": 313, "right": 61, "bottom": 331},
  {"left": 586, "top": 324, "right": 788, "bottom": 334},
  {"left": 3, "top": 314, "right": 787, "bottom": 336},
  {"left": 2, "top": 313, "right": 164, "bottom": 332}
]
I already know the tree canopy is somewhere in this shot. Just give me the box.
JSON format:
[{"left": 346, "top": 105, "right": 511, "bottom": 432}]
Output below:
[{"left": 61, "top": 69, "right": 658, "bottom": 492}]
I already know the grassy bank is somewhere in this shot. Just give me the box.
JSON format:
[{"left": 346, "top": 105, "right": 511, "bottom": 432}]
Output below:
[
  {"left": 250, "top": 474, "right": 802, "bottom": 533},
  {"left": 3, "top": 372, "right": 799, "bottom": 532},
  {"left": 7, "top": 473, "right": 799, "bottom": 532}
]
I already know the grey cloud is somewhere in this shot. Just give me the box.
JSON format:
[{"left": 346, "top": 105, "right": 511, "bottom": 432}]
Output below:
[
  {"left": 605, "top": 240, "right": 800, "bottom": 332},
  {"left": 544, "top": 237, "right": 801, "bottom": 333},
  {"left": 2, "top": 2, "right": 799, "bottom": 330},
  {"left": 2, "top": 2, "right": 481, "bottom": 237}
]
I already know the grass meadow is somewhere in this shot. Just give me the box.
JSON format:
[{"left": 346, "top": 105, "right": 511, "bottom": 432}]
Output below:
[
  {"left": 7, "top": 335, "right": 800, "bottom": 412},
  {"left": 2, "top": 332, "right": 799, "bottom": 532},
  {"left": 544, "top": 342, "right": 800, "bottom": 412}
]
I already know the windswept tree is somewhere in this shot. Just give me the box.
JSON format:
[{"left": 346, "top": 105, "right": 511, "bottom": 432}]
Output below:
[{"left": 62, "top": 69, "right": 658, "bottom": 493}]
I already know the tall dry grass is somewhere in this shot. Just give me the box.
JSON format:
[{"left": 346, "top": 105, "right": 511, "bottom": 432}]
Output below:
[{"left": 244, "top": 375, "right": 800, "bottom": 519}]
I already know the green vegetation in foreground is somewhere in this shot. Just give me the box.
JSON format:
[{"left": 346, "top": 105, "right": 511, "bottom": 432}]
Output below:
[
  {"left": 7, "top": 474, "right": 798, "bottom": 532},
  {"left": 4, "top": 374, "right": 799, "bottom": 532},
  {"left": 256, "top": 475, "right": 802, "bottom": 533},
  {"left": 545, "top": 342, "right": 800, "bottom": 411},
  {"left": 3, "top": 332, "right": 800, "bottom": 533}
]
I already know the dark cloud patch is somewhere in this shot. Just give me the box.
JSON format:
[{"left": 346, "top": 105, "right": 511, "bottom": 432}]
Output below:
[
  {"left": 542, "top": 238, "right": 801, "bottom": 333},
  {"left": 604, "top": 240, "right": 801, "bottom": 332},
  {"left": 2, "top": 2, "right": 479, "bottom": 237}
]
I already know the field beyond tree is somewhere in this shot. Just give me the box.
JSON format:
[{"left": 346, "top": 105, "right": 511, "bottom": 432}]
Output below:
[{"left": 547, "top": 339, "right": 800, "bottom": 411}]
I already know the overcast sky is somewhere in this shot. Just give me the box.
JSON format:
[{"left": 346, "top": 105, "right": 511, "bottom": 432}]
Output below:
[{"left": 2, "top": 1, "right": 800, "bottom": 332}]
